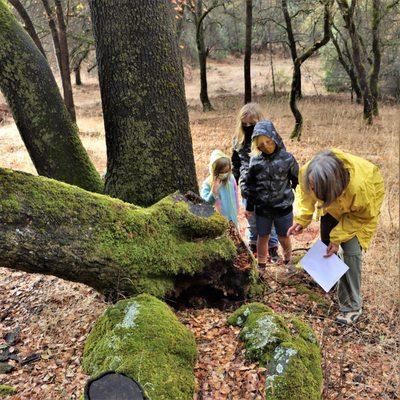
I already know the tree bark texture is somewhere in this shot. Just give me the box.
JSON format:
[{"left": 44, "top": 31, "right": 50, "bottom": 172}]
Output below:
[
  {"left": 0, "top": 168, "right": 257, "bottom": 301},
  {"left": 40, "top": 0, "right": 75, "bottom": 120},
  {"left": 281, "top": 0, "right": 302, "bottom": 99},
  {"left": 195, "top": 0, "right": 214, "bottom": 111},
  {"left": 89, "top": 0, "right": 198, "bottom": 206},
  {"left": 8, "top": 0, "right": 47, "bottom": 58},
  {"left": 337, "top": 0, "right": 373, "bottom": 123},
  {"left": 54, "top": 0, "right": 76, "bottom": 121},
  {"left": 244, "top": 0, "right": 252, "bottom": 104},
  {"left": 290, "top": 0, "right": 333, "bottom": 140},
  {"left": 370, "top": 0, "right": 381, "bottom": 116},
  {"left": 330, "top": 29, "right": 362, "bottom": 103},
  {"left": 41, "top": 0, "right": 62, "bottom": 66},
  {"left": 267, "top": 25, "right": 276, "bottom": 96},
  {"left": 0, "top": 0, "right": 103, "bottom": 193}
]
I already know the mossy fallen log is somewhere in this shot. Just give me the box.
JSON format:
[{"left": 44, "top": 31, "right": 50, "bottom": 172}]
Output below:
[
  {"left": 0, "top": 168, "right": 258, "bottom": 300},
  {"left": 228, "top": 303, "right": 323, "bottom": 400},
  {"left": 82, "top": 294, "right": 196, "bottom": 400}
]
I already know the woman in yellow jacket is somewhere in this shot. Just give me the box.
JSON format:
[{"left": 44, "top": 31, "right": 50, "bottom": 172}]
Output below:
[{"left": 288, "top": 149, "right": 384, "bottom": 325}]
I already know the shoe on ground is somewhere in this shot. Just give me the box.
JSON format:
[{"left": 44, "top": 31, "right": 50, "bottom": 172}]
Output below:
[
  {"left": 284, "top": 258, "right": 296, "bottom": 273},
  {"left": 268, "top": 246, "right": 280, "bottom": 263},
  {"left": 335, "top": 309, "right": 362, "bottom": 325}
]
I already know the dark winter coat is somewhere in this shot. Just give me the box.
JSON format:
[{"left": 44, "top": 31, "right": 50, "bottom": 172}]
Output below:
[
  {"left": 232, "top": 121, "right": 286, "bottom": 193},
  {"left": 242, "top": 121, "right": 299, "bottom": 217},
  {"left": 231, "top": 127, "right": 252, "bottom": 185}
]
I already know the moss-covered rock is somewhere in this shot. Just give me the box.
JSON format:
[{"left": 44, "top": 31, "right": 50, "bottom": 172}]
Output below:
[
  {"left": 228, "top": 303, "right": 323, "bottom": 400},
  {"left": 82, "top": 294, "right": 196, "bottom": 400},
  {"left": 0, "top": 384, "right": 17, "bottom": 397}
]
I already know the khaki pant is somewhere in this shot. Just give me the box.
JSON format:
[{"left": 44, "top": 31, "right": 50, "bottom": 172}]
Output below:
[{"left": 321, "top": 214, "right": 362, "bottom": 313}]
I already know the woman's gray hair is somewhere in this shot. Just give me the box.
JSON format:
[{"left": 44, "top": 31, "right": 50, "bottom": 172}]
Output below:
[{"left": 304, "top": 151, "right": 350, "bottom": 207}]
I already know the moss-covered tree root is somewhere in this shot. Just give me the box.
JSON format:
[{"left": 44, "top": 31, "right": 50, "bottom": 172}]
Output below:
[
  {"left": 0, "top": 0, "right": 103, "bottom": 193},
  {"left": 0, "top": 168, "right": 257, "bottom": 300},
  {"left": 228, "top": 303, "right": 323, "bottom": 400},
  {"left": 83, "top": 294, "right": 196, "bottom": 400}
]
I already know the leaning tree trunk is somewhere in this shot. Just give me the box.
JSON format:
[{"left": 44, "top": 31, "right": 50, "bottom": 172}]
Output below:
[
  {"left": 8, "top": 0, "right": 47, "bottom": 58},
  {"left": 0, "top": 0, "right": 103, "bottom": 193},
  {"left": 0, "top": 168, "right": 257, "bottom": 301},
  {"left": 54, "top": 0, "right": 76, "bottom": 121},
  {"left": 282, "top": 0, "right": 302, "bottom": 99},
  {"left": 41, "top": 0, "right": 76, "bottom": 121},
  {"left": 244, "top": 0, "right": 252, "bottom": 104},
  {"left": 290, "top": 0, "right": 332, "bottom": 140},
  {"left": 330, "top": 30, "right": 362, "bottom": 104},
  {"left": 89, "top": 0, "right": 198, "bottom": 206}
]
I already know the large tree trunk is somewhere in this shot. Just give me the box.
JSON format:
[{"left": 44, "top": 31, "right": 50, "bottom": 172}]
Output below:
[
  {"left": 0, "top": 0, "right": 103, "bottom": 193},
  {"left": 244, "top": 0, "right": 252, "bottom": 104},
  {"left": 370, "top": 0, "right": 381, "bottom": 116},
  {"left": 8, "top": 0, "right": 47, "bottom": 58},
  {"left": 88, "top": 0, "right": 198, "bottom": 206},
  {"left": 0, "top": 168, "right": 257, "bottom": 301},
  {"left": 281, "top": 0, "right": 302, "bottom": 99},
  {"left": 290, "top": 0, "right": 332, "bottom": 140},
  {"left": 195, "top": 0, "right": 214, "bottom": 112}
]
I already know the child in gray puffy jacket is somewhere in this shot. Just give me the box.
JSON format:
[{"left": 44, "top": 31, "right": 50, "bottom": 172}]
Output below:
[{"left": 243, "top": 120, "right": 299, "bottom": 269}]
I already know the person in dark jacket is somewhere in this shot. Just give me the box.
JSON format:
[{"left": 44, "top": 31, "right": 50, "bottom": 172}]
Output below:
[
  {"left": 231, "top": 103, "right": 279, "bottom": 261},
  {"left": 243, "top": 120, "right": 299, "bottom": 269}
]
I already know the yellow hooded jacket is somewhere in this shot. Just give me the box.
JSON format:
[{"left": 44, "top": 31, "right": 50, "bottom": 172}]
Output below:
[{"left": 294, "top": 149, "right": 385, "bottom": 249}]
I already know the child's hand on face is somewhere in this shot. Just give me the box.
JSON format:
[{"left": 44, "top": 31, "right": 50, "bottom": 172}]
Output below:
[{"left": 212, "top": 179, "right": 221, "bottom": 196}]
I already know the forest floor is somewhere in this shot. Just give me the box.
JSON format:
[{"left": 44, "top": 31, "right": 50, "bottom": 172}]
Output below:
[{"left": 0, "top": 57, "right": 399, "bottom": 399}]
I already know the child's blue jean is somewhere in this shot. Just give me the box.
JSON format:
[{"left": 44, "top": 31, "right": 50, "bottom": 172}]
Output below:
[{"left": 242, "top": 199, "right": 279, "bottom": 247}]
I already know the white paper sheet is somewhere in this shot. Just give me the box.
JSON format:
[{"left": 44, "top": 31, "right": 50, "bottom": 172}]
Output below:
[{"left": 299, "top": 240, "right": 349, "bottom": 292}]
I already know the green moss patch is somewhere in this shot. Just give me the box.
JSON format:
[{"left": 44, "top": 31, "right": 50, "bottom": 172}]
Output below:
[
  {"left": 83, "top": 294, "right": 197, "bottom": 400},
  {"left": 228, "top": 303, "right": 323, "bottom": 400},
  {"left": 0, "top": 384, "right": 17, "bottom": 397}
]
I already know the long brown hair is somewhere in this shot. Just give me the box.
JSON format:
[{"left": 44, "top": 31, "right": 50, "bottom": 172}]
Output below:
[{"left": 233, "top": 103, "right": 264, "bottom": 151}]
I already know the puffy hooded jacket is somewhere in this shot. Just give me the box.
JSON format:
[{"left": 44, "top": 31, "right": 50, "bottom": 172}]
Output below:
[
  {"left": 201, "top": 150, "right": 239, "bottom": 227},
  {"left": 242, "top": 121, "right": 299, "bottom": 216},
  {"left": 231, "top": 120, "right": 286, "bottom": 192}
]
